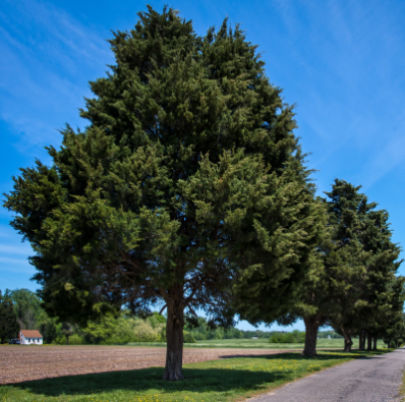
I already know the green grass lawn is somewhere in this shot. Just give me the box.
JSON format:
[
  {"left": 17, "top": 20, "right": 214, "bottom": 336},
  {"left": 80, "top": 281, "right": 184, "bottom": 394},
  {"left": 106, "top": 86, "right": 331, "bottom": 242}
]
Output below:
[
  {"left": 0, "top": 350, "right": 391, "bottom": 402},
  {"left": 400, "top": 369, "right": 405, "bottom": 401},
  {"left": 127, "top": 337, "right": 387, "bottom": 349}
]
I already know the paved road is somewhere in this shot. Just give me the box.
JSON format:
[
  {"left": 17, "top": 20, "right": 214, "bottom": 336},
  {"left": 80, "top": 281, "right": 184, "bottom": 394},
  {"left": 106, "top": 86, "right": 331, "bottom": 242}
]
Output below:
[{"left": 252, "top": 349, "right": 405, "bottom": 402}]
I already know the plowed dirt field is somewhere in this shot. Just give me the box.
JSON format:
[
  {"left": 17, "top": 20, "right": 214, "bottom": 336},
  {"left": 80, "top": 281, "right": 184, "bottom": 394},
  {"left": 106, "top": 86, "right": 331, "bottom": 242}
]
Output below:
[{"left": 0, "top": 345, "right": 294, "bottom": 384}]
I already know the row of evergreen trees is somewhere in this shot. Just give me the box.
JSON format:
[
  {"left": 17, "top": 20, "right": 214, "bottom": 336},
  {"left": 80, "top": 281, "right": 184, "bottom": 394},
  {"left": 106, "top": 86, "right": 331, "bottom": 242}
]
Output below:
[{"left": 3, "top": 6, "right": 404, "bottom": 380}]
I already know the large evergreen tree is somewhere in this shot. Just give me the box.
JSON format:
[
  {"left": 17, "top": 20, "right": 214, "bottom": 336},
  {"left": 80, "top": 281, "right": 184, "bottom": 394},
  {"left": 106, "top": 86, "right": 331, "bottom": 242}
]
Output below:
[{"left": 4, "top": 7, "right": 323, "bottom": 379}]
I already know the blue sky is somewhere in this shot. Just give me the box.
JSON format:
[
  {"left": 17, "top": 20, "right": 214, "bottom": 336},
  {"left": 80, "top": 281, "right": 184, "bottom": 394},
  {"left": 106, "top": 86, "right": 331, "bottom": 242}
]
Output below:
[{"left": 1, "top": 0, "right": 405, "bottom": 332}]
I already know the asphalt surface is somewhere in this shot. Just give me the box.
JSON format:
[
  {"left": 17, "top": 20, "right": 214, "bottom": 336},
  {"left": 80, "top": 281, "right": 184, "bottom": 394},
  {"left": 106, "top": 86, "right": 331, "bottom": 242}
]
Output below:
[{"left": 252, "top": 349, "right": 405, "bottom": 402}]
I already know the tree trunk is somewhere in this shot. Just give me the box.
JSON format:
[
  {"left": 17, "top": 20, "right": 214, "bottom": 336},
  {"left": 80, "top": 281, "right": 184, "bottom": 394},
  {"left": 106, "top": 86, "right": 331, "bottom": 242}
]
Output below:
[
  {"left": 367, "top": 333, "right": 372, "bottom": 351},
  {"left": 359, "top": 331, "right": 364, "bottom": 351},
  {"left": 163, "top": 295, "right": 184, "bottom": 381},
  {"left": 361, "top": 331, "right": 366, "bottom": 351},
  {"left": 341, "top": 327, "right": 352, "bottom": 352},
  {"left": 373, "top": 336, "right": 377, "bottom": 351},
  {"left": 303, "top": 315, "right": 321, "bottom": 357},
  {"left": 66, "top": 335, "right": 69, "bottom": 345},
  {"left": 344, "top": 334, "right": 353, "bottom": 352}
]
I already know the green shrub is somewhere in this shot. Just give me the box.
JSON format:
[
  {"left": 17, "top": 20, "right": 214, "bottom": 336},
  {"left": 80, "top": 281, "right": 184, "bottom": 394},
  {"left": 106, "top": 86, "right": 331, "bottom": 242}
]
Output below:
[
  {"left": 389, "top": 340, "right": 396, "bottom": 349},
  {"left": 184, "top": 331, "right": 196, "bottom": 343},
  {"left": 69, "top": 334, "right": 86, "bottom": 345},
  {"left": 52, "top": 336, "right": 66, "bottom": 345},
  {"left": 132, "top": 320, "right": 160, "bottom": 342},
  {"left": 269, "top": 332, "right": 297, "bottom": 343},
  {"left": 292, "top": 330, "right": 306, "bottom": 343},
  {"left": 209, "top": 328, "right": 224, "bottom": 340},
  {"left": 193, "top": 332, "right": 207, "bottom": 340},
  {"left": 147, "top": 312, "right": 166, "bottom": 328}
]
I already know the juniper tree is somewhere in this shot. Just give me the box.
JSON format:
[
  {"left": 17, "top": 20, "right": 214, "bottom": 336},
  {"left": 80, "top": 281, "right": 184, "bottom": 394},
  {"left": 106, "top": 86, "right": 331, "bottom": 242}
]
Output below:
[
  {"left": 0, "top": 291, "right": 19, "bottom": 344},
  {"left": 4, "top": 7, "right": 323, "bottom": 379},
  {"left": 325, "top": 180, "right": 404, "bottom": 351}
]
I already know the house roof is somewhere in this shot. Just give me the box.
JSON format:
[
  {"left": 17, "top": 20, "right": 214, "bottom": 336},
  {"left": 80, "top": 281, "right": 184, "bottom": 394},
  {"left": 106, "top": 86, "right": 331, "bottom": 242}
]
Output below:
[{"left": 20, "top": 330, "right": 43, "bottom": 338}]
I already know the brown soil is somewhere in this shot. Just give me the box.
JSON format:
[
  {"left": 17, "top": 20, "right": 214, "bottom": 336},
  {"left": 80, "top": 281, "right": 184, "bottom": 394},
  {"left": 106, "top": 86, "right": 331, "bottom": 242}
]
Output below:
[{"left": 0, "top": 345, "right": 296, "bottom": 384}]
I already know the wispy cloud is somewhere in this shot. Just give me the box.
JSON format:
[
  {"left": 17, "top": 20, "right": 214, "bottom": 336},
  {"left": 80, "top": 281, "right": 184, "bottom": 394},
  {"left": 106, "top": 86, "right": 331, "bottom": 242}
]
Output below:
[
  {"left": 0, "top": 256, "right": 29, "bottom": 265},
  {"left": 275, "top": 0, "right": 405, "bottom": 192},
  {"left": 0, "top": 257, "right": 34, "bottom": 274},
  {"left": 0, "top": 245, "right": 33, "bottom": 256},
  {"left": 0, "top": 0, "right": 113, "bottom": 154}
]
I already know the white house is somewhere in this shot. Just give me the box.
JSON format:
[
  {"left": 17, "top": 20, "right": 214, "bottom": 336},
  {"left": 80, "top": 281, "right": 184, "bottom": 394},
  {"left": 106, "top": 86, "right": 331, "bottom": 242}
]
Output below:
[{"left": 19, "top": 330, "right": 43, "bottom": 345}]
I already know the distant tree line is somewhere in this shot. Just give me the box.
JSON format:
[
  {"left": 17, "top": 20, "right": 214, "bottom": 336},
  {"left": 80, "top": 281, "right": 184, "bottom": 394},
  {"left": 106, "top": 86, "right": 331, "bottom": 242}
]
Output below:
[
  {"left": 1, "top": 288, "right": 349, "bottom": 345},
  {"left": 3, "top": 6, "right": 405, "bottom": 380}
]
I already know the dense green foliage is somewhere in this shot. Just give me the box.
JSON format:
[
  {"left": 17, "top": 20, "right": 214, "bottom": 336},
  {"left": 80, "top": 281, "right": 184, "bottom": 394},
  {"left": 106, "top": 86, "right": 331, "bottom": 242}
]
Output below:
[
  {"left": 0, "top": 290, "right": 20, "bottom": 343},
  {"left": 7, "top": 288, "right": 46, "bottom": 329},
  {"left": 269, "top": 330, "right": 305, "bottom": 344}
]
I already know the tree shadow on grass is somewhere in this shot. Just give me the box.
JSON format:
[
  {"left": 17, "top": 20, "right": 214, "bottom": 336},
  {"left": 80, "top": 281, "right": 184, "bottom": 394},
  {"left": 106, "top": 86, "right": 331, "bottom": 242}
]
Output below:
[
  {"left": 4, "top": 367, "right": 289, "bottom": 398},
  {"left": 3, "top": 350, "right": 393, "bottom": 398}
]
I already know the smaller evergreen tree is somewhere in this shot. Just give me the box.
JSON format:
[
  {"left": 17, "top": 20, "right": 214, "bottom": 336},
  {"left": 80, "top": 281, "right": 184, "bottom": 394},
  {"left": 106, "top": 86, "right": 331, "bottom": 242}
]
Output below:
[
  {"left": 40, "top": 319, "right": 58, "bottom": 344},
  {"left": 0, "top": 291, "right": 20, "bottom": 344}
]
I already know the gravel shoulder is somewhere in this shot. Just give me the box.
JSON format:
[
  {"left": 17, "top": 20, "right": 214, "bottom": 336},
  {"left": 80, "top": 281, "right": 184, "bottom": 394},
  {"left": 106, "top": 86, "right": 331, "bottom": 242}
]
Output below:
[
  {"left": 251, "top": 348, "right": 405, "bottom": 402},
  {"left": 0, "top": 345, "right": 296, "bottom": 384}
]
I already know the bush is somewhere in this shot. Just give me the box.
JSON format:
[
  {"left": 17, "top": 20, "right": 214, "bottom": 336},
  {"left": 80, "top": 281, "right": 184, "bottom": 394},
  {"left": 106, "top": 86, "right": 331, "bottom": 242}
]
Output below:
[
  {"left": 209, "top": 328, "right": 224, "bottom": 340},
  {"left": 192, "top": 332, "right": 207, "bottom": 340},
  {"left": 147, "top": 312, "right": 166, "bottom": 329},
  {"left": 389, "top": 340, "right": 396, "bottom": 349},
  {"left": 132, "top": 320, "right": 160, "bottom": 342},
  {"left": 269, "top": 332, "right": 297, "bottom": 343},
  {"left": 184, "top": 331, "right": 196, "bottom": 343},
  {"left": 292, "top": 330, "right": 306, "bottom": 343},
  {"left": 69, "top": 334, "right": 86, "bottom": 345}
]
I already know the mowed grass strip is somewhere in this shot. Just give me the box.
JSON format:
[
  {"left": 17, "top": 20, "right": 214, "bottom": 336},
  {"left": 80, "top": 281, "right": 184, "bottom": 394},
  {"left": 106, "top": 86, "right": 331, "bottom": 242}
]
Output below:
[
  {"left": 0, "top": 350, "right": 391, "bottom": 402},
  {"left": 127, "top": 337, "right": 387, "bottom": 349},
  {"left": 399, "top": 368, "right": 405, "bottom": 401}
]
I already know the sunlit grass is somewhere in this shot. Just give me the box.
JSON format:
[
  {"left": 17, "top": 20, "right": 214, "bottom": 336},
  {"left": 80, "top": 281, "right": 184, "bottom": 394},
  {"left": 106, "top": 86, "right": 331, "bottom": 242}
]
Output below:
[
  {"left": 399, "top": 367, "right": 405, "bottom": 401},
  {"left": 0, "top": 350, "right": 391, "bottom": 402},
  {"left": 127, "top": 337, "right": 387, "bottom": 349}
]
